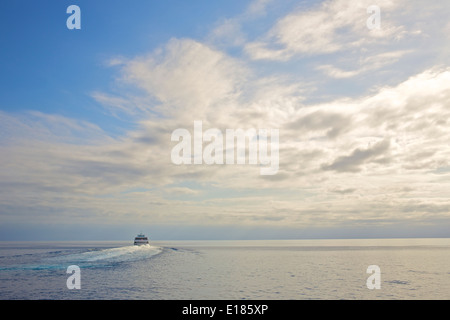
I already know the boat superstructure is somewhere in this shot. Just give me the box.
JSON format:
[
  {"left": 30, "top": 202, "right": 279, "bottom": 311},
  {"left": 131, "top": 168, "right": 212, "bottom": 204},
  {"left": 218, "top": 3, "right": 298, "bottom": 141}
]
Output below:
[{"left": 134, "top": 233, "right": 149, "bottom": 245}]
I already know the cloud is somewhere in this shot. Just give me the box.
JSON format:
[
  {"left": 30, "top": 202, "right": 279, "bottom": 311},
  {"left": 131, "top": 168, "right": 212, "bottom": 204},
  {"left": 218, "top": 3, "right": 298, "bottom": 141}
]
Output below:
[
  {"left": 207, "top": 0, "right": 275, "bottom": 48},
  {"left": 321, "top": 139, "right": 391, "bottom": 172},
  {"left": 287, "top": 110, "right": 353, "bottom": 139},
  {"left": 329, "top": 187, "right": 356, "bottom": 194},
  {"left": 316, "top": 50, "right": 412, "bottom": 79},
  {"left": 120, "top": 38, "right": 248, "bottom": 118},
  {"left": 246, "top": 0, "right": 274, "bottom": 16},
  {"left": 4, "top": 60, "right": 450, "bottom": 229},
  {"left": 0, "top": 110, "right": 109, "bottom": 145},
  {"left": 245, "top": 0, "right": 404, "bottom": 60},
  {"left": 2, "top": 1, "right": 450, "bottom": 236},
  {"left": 208, "top": 18, "right": 247, "bottom": 47},
  {"left": 166, "top": 187, "right": 201, "bottom": 196}
]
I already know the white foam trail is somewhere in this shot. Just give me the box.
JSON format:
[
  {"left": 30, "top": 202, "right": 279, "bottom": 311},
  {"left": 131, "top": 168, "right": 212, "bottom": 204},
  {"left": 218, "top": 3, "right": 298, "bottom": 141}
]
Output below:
[
  {"left": 56, "top": 245, "right": 162, "bottom": 264},
  {"left": 0, "top": 245, "right": 163, "bottom": 271}
]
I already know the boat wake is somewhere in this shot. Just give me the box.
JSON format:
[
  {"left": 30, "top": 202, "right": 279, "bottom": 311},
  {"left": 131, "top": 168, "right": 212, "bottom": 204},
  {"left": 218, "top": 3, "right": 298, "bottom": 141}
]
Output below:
[
  {"left": 54, "top": 244, "right": 161, "bottom": 263},
  {"left": 0, "top": 245, "right": 162, "bottom": 271}
]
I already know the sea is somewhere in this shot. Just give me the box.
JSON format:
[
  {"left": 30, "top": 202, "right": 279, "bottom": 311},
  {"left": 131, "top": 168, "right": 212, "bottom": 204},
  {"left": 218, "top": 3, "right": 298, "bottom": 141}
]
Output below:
[{"left": 0, "top": 238, "right": 449, "bottom": 300}]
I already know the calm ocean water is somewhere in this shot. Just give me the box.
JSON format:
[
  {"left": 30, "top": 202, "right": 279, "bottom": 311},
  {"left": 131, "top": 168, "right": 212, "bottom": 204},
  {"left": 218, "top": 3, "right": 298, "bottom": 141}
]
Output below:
[{"left": 0, "top": 239, "right": 449, "bottom": 300}]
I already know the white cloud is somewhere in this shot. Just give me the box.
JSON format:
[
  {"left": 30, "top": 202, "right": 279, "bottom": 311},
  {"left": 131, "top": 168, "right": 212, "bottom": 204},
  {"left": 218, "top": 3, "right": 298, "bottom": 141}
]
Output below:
[
  {"left": 121, "top": 38, "right": 248, "bottom": 118},
  {"left": 2, "top": 1, "right": 450, "bottom": 235},
  {"left": 2, "top": 52, "right": 450, "bottom": 229},
  {"left": 317, "top": 50, "right": 412, "bottom": 78},
  {"left": 245, "top": 0, "right": 405, "bottom": 60},
  {"left": 246, "top": 0, "right": 274, "bottom": 16},
  {"left": 208, "top": 18, "right": 247, "bottom": 47}
]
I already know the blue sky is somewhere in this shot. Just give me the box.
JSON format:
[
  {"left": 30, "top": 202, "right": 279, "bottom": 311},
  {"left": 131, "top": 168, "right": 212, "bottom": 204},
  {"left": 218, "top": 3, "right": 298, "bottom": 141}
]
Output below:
[
  {"left": 0, "top": 1, "right": 247, "bottom": 134},
  {"left": 1, "top": 0, "right": 450, "bottom": 240}
]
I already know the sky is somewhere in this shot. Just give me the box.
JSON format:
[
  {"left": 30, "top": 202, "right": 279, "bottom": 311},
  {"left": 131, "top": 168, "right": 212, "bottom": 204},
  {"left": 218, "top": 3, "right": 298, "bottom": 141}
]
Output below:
[{"left": 0, "top": 0, "right": 450, "bottom": 240}]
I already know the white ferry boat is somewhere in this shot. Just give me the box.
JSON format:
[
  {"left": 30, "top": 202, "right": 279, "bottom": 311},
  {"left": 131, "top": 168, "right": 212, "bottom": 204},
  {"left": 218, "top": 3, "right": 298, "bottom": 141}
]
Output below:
[{"left": 134, "top": 233, "right": 149, "bottom": 245}]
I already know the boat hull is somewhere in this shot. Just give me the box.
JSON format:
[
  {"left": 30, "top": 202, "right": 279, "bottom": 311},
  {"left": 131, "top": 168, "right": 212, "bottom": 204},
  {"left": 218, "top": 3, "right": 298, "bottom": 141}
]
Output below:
[{"left": 134, "top": 240, "right": 149, "bottom": 245}]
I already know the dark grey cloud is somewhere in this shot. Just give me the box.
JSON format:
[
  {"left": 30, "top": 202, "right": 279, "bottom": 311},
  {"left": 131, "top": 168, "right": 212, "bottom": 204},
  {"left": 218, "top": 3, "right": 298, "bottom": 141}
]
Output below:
[
  {"left": 321, "top": 139, "right": 391, "bottom": 172},
  {"left": 288, "top": 110, "right": 353, "bottom": 139}
]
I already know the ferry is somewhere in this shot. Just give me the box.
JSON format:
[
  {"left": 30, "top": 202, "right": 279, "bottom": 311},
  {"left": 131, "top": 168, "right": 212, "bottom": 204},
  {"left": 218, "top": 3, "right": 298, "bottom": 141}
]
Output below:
[{"left": 134, "top": 233, "right": 149, "bottom": 245}]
